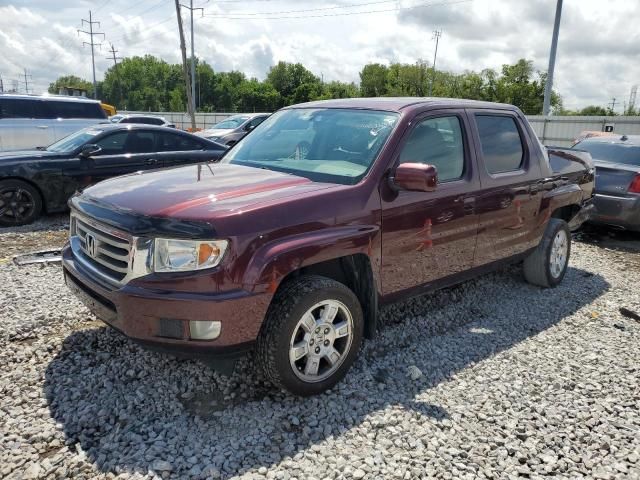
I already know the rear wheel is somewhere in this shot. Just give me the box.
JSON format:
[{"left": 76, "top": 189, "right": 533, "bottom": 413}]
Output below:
[
  {"left": 0, "top": 179, "right": 42, "bottom": 227},
  {"left": 523, "top": 218, "right": 571, "bottom": 288},
  {"left": 256, "top": 275, "right": 364, "bottom": 396}
]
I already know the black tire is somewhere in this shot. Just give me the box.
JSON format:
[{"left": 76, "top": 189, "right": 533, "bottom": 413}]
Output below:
[
  {"left": 523, "top": 218, "right": 571, "bottom": 288},
  {"left": 0, "top": 179, "right": 43, "bottom": 227},
  {"left": 256, "top": 275, "right": 364, "bottom": 396}
]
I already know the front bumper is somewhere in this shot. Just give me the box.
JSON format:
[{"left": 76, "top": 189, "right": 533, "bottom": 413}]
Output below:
[
  {"left": 590, "top": 193, "right": 640, "bottom": 232},
  {"left": 62, "top": 245, "right": 273, "bottom": 357}
]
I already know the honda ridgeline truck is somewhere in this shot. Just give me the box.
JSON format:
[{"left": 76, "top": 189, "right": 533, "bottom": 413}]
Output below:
[{"left": 62, "top": 98, "right": 594, "bottom": 396}]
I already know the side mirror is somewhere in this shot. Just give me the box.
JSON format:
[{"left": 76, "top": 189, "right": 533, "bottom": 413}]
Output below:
[
  {"left": 79, "top": 144, "right": 101, "bottom": 158},
  {"left": 391, "top": 163, "right": 438, "bottom": 192}
]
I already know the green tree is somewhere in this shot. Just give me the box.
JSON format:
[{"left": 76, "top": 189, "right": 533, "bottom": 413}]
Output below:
[
  {"left": 266, "top": 62, "right": 320, "bottom": 106},
  {"left": 359, "top": 63, "right": 389, "bottom": 96}
]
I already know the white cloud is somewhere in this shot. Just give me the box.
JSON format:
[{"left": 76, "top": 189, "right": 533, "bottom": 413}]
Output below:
[{"left": 1, "top": 0, "right": 639, "bottom": 112}]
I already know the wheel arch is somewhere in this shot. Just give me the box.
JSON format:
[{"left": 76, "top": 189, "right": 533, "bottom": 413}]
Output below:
[{"left": 278, "top": 254, "right": 379, "bottom": 339}]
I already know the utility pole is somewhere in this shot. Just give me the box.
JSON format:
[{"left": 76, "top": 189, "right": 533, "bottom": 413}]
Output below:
[
  {"left": 609, "top": 97, "right": 617, "bottom": 114},
  {"left": 106, "top": 43, "right": 123, "bottom": 106},
  {"left": 23, "top": 69, "right": 32, "bottom": 94},
  {"left": 175, "top": 0, "right": 196, "bottom": 130},
  {"left": 543, "top": 0, "right": 563, "bottom": 116},
  {"left": 180, "top": 1, "right": 204, "bottom": 113},
  {"left": 428, "top": 29, "right": 441, "bottom": 97},
  {"left": 78, "top": 10, "right": 105, "bottom": 99}
]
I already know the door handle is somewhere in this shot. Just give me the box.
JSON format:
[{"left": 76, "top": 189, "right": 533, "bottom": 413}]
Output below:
[
  {"left": 36, "top": 125, "right": 48, "bottom": 129},
  {"left": 145, "top": 158, "right": 158, "bottom": 165}
]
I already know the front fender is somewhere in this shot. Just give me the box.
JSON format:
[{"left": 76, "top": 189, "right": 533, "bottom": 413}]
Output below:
[{"left": 243, "top": 225, "right": 381, "bottom": 292}]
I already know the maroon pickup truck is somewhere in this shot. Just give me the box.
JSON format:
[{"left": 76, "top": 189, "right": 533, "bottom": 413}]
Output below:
[{"left": 62, "top": 98, "right": 594, "bottom": 396}]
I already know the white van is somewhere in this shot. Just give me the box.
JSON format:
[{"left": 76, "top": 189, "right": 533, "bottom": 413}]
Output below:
[{"left": 0, "top": 94, "right": 108, "bottom": 151}]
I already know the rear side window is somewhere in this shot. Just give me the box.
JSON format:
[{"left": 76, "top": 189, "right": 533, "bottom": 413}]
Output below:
[
  {"left": 158, "top": 132, "right": 204, "bottom": 151},
  {"left": 399, "top": 116, "right": 465, "bottom": 182},
  {"left": 0, "top": 98, "right": 38, "bottom": 118},
  {"left": 95, "top": 132, "right": 129, "bottom": 155},
  {"left": 47, "top": 101, "right": 106, "bottom": 119},
  {"left": 122, "top": 117, "right": 164, "bottom": 125},
  {"left": 476, "top": 115, "right": 524, "bottom": 174}
]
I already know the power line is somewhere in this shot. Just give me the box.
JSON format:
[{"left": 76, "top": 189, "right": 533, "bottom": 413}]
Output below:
[
  {"left": 203, "top": 0, "right": 398, "bottom": 17},
  {"left": 203, "top": 0, "right": 472, "bottom": 20},
  {"left": 78, "top": 10, "right": 105, "bottom": 99}
]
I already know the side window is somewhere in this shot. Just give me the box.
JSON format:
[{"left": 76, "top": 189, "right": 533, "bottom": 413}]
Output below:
[
  {"left": 476, "top": 115, "right": 524, "bottom": 174},
  {"left": 0, "top": 98, "right": 37, "bottom": 119},
  {"left": 158, "top": 132, "right": 203, "bottom": 151},
  {"left": 95, "top": 132, "right": 129, "bottom": 155},
  {"left": 48, "top": 101, "right": 106, "bottom": 119},
  {"left": 399, "top": 116, "right": 465, "bottom": 182},
  {"left": 123, "top": 131, "right": 156, "bottom": 153}
]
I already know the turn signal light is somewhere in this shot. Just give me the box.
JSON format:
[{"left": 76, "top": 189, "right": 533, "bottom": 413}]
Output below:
[{"left": 628, "top": 174, "right": 640, "bottom": 194}]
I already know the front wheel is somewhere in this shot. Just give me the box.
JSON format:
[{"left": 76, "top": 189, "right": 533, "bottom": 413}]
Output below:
[
  {"left": 0, "top": 179, "right": 43, "bottom": 227},
  {"left": 523, "top": 218, "right": 571, "bottom": 288},
  {"left": 256, "top": 275, "right": 364, "bottom": 396}
]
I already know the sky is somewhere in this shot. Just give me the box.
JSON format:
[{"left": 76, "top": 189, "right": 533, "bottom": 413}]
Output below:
[{"left": 0, "top": 0, "right": 638, "bottom": 112}]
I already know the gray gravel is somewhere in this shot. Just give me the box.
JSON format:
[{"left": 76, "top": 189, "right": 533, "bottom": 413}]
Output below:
[{"left": 1, "top": 222, "right": 639, "bottom": 480}]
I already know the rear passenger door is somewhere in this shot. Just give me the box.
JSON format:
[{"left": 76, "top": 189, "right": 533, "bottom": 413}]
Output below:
[
  {"left": 155, "top": 131, "right": 213, "bottom": 167},
  {"left": 467, "top": 110, "right": 543, "bottom": 267},
  {"left": 380, "top": 110, "right": 479, "bottom": 297}
]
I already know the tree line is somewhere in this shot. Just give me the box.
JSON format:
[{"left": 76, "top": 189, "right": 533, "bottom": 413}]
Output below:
[{"left": 48, "top": 56, "right": 630, "bottom": 116}]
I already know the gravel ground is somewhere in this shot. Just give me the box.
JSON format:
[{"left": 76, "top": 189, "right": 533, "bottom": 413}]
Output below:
[{"left": 1, "top": 218, "right": 639, "bottom": 480}]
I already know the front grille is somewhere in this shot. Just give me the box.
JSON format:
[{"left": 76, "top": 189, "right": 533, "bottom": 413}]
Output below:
[{"left": 71, "top": 214, "right": 132, "bottom": 284}]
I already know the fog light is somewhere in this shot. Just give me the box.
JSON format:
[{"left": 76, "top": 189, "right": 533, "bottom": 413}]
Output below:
[{"left": 189, "top": 320, "right": 221, "bottom": 340}]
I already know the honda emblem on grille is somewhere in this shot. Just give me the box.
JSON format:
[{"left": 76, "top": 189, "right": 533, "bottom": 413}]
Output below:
[{"left": 85, "top": 233, "right": 98, "bottom": 258}]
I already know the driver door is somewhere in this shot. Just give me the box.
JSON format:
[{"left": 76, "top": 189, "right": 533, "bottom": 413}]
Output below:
[
  {"left": 62, "top": 130, "right": 161, "bottom": 195},
  {"left": 380, "top": 110, "right": 479, "bottom": 298}
]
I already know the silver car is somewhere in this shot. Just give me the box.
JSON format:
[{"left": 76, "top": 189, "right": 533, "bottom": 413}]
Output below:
[
  {"left": 0, "top": 94, "right": 108, "bottom": 151},
  {"left": 573, "top": 135, "right": 640, "bottom": 231},
  {"left": 109, "top": 114, "right": 175, "bottom": 128}
]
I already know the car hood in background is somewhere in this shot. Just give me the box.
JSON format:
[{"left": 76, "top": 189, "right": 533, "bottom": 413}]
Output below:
[
  {"left": 195, "top": 128, "right": 231, "bottom": 138},
  {"left": 78, "top": 163, "right": 336, "bottom": 220},
  {"left": 0, "top": 150, "right": 66, "bottom": 163}
]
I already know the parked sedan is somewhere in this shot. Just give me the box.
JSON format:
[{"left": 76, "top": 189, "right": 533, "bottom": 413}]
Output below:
[
  {"left": 0, "top": 124, "right": 227, "bottom": 226},
  {"left": 572, "top": 135, "right": 640, "bottom": 231},
  {"left": 196, "top": 113, "right": 270, "bottom": 146}
]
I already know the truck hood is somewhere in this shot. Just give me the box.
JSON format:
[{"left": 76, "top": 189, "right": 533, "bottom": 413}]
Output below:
[{"left": 79, "top": 163, "right": 336, "bottom": 220}]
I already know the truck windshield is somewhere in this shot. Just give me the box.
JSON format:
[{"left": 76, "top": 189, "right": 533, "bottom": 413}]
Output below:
[
  {"left": 576, "top": 141, "right": 640, "bottom": 166},
  {"left": 223, "top": 108, "right": 399, "bottom": 185},
  {"left": 47, "top": 129, "right": 101, "bottom": 153}
]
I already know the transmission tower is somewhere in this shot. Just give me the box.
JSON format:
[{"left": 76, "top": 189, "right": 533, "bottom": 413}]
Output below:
[
  {"left": 628, "top": 85, "right": 638, "bottom": 115},
  {"left": 78, "top": 10, "right": 105, "bottom": 99},
  {"left": 23, "top": 69, "right": 32, "bottom": 94}
]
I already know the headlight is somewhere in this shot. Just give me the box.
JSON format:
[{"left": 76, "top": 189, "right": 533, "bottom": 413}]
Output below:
[{"left": 153, "top": 239, "right": 228, "bottom": 272}]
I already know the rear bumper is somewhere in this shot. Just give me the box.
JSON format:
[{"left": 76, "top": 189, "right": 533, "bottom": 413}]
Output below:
[
  {"left": 590, "top": 193, "right": 640, "bottom": 231},
  {"left": 62, "top": 245, "right": 273, "bottom": 358}
]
